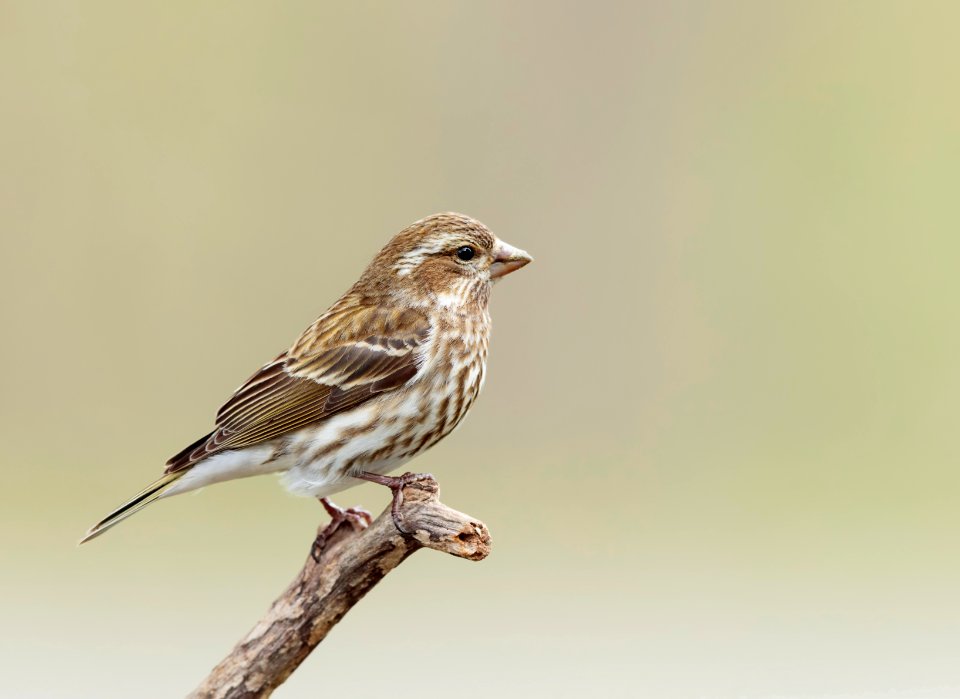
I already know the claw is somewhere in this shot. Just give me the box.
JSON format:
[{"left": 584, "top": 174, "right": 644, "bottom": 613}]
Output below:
[
  {"left": 311, "top": 498, "right": 372, "bottom": 562},
  {"left": 357, "top": 471, "right": 433, "bottom": 533}
]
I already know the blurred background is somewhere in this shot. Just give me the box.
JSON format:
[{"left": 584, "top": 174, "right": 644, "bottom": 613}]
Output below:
[{"left": 2, "top": 2, "right": 958, "bottom": 697}]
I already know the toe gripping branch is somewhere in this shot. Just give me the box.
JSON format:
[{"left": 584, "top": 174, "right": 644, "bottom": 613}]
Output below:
[
  {"left": 308, "top": 473, "right": 491, "bottom": 566},
  {"left": 311, "top": 498, "right": 373, "bottom": 562},
  {"left": 357, "top": 471, "right": 436, "bottom": 532}
]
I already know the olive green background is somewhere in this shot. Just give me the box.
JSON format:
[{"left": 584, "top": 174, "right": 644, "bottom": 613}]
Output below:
[{"left": 2, "top": 2, "right": 958, "bottom": 697}]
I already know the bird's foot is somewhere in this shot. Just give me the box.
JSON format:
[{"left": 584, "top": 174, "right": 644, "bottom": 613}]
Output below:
[
  {"left": 311, "top": 498, "right": 372, "bottom": 562},
  {"left": 357, "top": 471, "right": 434, "bottom": 534}
]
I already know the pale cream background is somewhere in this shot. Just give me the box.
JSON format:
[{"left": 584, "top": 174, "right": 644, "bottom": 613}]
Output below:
[{"left": 2, "top": 2, "right": 959, "bottom": 697}]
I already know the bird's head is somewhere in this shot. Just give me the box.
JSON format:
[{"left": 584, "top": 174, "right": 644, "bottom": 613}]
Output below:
[{"left": 359, "top": 213, "right": 532, "bottom": 310}]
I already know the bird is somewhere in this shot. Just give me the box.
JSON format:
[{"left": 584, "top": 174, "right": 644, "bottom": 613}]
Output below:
[{"left": 81, "top": 212, "right": 532, "bottom": 545}]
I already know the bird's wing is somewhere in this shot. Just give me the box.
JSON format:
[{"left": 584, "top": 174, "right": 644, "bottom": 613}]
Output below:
[{"left": 165, "top": 304, "right": 431, "bottom": 473}]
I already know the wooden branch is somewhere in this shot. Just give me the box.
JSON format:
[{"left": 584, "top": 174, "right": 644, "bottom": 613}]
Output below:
[{"left": 187, "top": 476, "right": 491, "bottom": 699}]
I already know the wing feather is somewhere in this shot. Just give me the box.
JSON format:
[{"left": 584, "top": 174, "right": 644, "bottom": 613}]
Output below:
[{"left": 165, "top": 304, "right": 429, "bottom": 473}]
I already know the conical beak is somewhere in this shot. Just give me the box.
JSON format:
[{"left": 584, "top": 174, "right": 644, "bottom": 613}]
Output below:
[{"left": 489, "top": 240, "right": 533, "bottom": 280}]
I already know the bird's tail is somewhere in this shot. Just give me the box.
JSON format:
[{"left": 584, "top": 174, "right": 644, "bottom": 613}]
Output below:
[{"left": 79, "top": 471, "right": 184, "bottom": 544}]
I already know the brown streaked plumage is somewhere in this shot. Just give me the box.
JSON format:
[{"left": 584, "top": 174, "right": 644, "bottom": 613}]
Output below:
[
  {"left": 164, "top": 305, "right": 430, "bottom": 473},
  {"left": 81, "top": 212, "right": 532, "bottom": 543}
]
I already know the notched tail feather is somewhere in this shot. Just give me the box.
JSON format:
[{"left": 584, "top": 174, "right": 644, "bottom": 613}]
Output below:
[{"left": 79, "top": 471, "right": 184, "bottom": 545}]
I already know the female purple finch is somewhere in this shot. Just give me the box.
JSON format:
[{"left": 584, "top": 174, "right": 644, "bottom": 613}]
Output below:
[{"left": 82, "top": 213, "right": 531, "bottom": 543}]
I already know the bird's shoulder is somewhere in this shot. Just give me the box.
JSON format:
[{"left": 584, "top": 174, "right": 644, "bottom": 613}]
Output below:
[{"left": 285, "top": 298, "right": 432, "bottom": 383}]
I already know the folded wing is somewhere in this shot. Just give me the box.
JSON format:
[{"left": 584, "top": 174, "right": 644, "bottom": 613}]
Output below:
[{"left": 165, "top": 304, "right": 430, "bottom": 473}]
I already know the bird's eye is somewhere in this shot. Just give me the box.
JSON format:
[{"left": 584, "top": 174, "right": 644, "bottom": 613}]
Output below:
[{"left": 455, "top": 246, "right": 475, "bottom": 261}]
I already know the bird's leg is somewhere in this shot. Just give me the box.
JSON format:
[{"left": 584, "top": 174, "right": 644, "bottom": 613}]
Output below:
[
  {"left": 357, "top": 471, "right": 434, "bottom": 533},
  {"left": 311, "top": 497, "right": 372, "bottom": 562}
]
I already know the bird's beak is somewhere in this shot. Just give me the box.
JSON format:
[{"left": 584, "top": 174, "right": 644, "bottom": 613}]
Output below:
[{"left": 489, "top": 240, "right": 533, "bottom": 280}]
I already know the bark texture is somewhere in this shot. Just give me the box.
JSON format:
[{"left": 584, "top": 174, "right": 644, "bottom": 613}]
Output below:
[{"left": 187, "top": 476, "right": 491, "bottom": 699}]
